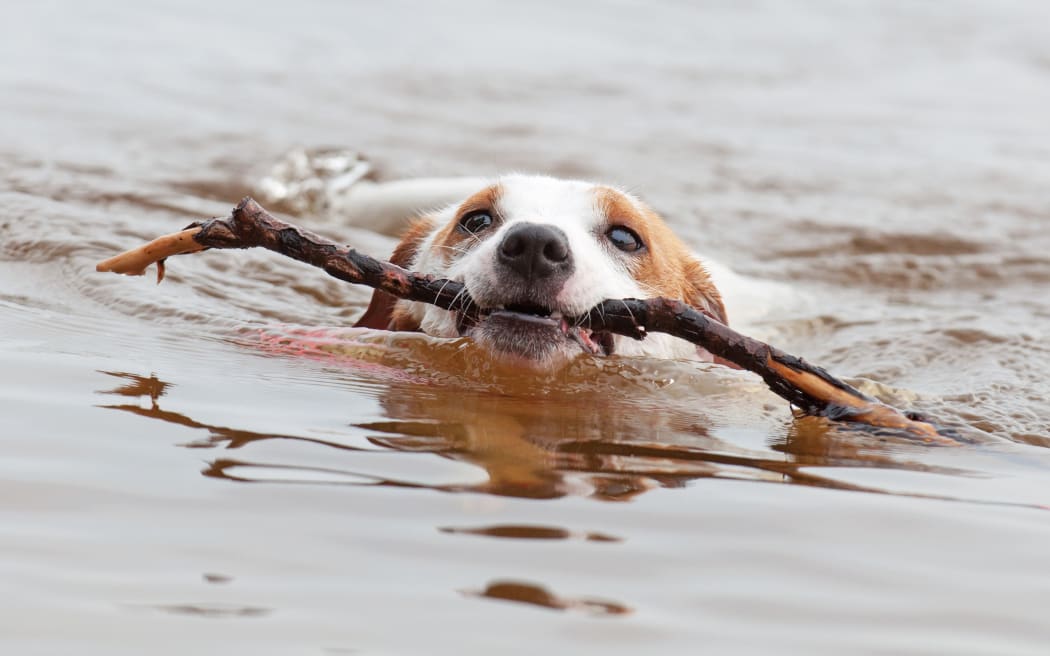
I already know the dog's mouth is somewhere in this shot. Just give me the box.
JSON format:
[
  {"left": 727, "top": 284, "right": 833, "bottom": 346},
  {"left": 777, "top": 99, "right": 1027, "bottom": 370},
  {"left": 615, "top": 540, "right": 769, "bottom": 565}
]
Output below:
[{"left": 457, "top": 301, "right": 615, "bottom": 357}]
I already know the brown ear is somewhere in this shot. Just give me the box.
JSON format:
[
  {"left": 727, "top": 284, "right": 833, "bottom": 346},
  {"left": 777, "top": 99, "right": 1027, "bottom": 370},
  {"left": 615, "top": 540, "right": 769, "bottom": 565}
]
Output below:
[
  {"left": 681, "top": 258, "right": 738, "bottom": 368},
  {"left": 353, "top": 218, "right": 433, "bottom": 331},
  {"left": 682, "top": 258, "right": 728, "bottom": 325}
]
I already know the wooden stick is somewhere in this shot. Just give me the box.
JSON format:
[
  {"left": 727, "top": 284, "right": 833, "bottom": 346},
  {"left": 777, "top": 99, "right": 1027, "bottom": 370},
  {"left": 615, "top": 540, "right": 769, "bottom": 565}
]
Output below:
[
  {"left": 96, "top": 228, "right": 205, "bottom": 282},
  {"left": 578, "top": 298, "right": 946, "bottom": 439},
  {"left": 96, "top": 197, "right": 950, "bottom": 442},
  {"left": 98, "top": 197, "right": 478, "bottom": 313}
]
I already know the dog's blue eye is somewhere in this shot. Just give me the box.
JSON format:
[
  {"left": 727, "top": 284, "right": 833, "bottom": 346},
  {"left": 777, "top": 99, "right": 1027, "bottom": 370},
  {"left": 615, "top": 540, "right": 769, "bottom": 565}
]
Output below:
[
  {"left": 607, "top": 226, "right": 644, "bottom": 253},
  {"left": 459, "top": 210, "right": 493, "bottom": 234}
]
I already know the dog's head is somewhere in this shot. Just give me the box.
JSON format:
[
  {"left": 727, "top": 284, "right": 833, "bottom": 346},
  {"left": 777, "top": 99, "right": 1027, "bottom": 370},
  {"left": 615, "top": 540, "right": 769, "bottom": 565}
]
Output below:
[{"left": 356, "top": 175, "right": 727, "bottom": 368}]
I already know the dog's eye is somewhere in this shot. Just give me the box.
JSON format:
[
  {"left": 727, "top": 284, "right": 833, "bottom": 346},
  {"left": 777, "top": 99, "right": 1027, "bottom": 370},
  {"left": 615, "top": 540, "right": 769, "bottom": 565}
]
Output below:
[
  {"left": 459, "top": 210, "right": 493, "bottom": 235},
  {"left": 606, "top": 226, "right": 644, "bottom": 253}
]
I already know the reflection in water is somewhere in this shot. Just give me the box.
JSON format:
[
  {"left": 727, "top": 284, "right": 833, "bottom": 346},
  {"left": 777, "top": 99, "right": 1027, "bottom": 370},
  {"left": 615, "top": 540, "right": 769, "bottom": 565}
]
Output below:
[
  {"left": 131, "top": 603, "right": 270, "bottom": 619},
  {"left": 95, "top": 370, "right": 1040, "bottom": 511},
  {"left": 203, "top": 573, "right": 234, "bottom": 585},
  {"left": 96, "top": 371, "right": 380, "bottom": 454},
  {"left": 464, "top": 580, "right": 631, "bottom": 616},
  {"left": 97, "top": 371, "right": 172, "bottom": 406},
  {"left": 440, "top": 525, "right": 621, "bottom": 543}
]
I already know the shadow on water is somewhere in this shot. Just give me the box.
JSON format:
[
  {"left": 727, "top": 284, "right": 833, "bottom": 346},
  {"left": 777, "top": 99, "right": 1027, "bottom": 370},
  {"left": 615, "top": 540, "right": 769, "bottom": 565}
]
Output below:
[{"left": 95, "top": 370, "right": 1043, "bottom": 511}]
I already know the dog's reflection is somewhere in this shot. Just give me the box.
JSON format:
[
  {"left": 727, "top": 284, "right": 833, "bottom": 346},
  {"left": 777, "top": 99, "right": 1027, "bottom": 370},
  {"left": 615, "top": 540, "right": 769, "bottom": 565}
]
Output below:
[{"left": 96, "top": 370, "right": 969, "bottom": 503}]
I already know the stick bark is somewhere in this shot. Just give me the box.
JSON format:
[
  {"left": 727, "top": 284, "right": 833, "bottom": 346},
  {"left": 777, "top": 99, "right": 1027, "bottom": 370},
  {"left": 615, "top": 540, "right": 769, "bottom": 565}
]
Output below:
[{"left": 96, "top": 197, "right": 949, "bottom": 442}]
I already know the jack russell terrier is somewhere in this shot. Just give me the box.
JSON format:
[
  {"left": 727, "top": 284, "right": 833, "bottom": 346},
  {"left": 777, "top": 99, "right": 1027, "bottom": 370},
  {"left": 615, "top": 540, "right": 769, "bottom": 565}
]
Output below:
[{"left": 351, "top": 174, "right": 743, "bottom": 369}]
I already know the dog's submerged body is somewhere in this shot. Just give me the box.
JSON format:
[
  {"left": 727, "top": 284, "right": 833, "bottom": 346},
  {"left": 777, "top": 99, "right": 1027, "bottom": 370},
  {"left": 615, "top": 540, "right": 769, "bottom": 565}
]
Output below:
[{"left": 355, "top": 175, "right": 729, "bottom": 368}]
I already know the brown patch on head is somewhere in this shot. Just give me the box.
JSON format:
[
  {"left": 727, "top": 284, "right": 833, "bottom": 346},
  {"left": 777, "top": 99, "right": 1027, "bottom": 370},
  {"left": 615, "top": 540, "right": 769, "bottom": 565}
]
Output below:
[
  {"left": 427, "top": 183, "right": 504, "bottom": 266},
  {"left": 354, "top": 183, "right": 503, "bottom": 332},
  {"left": 595, "top": 187, "right": 728, "bottom": 325},
  {"left": 353, "top": 216, "right": 435, "bottom": 331}
]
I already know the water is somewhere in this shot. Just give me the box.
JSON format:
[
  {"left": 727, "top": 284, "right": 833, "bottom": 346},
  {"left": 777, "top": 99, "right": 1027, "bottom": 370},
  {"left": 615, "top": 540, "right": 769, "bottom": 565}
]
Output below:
[{"left": 2, "top": 1, "right": 1050, "bottom": 654}]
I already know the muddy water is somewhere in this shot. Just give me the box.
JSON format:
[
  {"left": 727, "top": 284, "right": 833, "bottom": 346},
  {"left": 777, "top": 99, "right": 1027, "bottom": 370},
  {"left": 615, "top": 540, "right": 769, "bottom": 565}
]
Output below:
[{"left": 3, "top": 1, "right": 1050, "bottom": 654}]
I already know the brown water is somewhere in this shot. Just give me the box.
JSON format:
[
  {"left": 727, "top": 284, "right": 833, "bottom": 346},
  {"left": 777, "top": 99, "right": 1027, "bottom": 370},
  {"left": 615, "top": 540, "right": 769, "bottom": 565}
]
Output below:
[{"left": 3, "top": 2, "right": 1050, "bottom": 654}]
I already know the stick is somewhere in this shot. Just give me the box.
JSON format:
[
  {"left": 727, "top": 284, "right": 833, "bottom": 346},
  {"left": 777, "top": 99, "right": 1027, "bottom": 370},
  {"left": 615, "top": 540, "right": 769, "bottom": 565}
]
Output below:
[
  {"left": 97, "top": 198, "right": 478, "bottom": 313},
  {"left": 96, "top": 197, "right": 950, "bottom": 442},
  {"left": 578, "top": 298, "right": 946, "bottom": 438}
]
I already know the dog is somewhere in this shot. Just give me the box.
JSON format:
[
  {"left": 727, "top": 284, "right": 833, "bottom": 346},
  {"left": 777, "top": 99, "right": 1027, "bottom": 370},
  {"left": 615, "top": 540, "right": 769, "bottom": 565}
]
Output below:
[{"left": 353, "top": 174, "right": 733, "bottom": 369}]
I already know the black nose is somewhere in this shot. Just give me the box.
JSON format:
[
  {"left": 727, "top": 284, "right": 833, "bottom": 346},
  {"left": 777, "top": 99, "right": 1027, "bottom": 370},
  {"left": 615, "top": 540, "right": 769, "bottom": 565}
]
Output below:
[{"left": 497, "top": 222, "right": 573, "bottom": 281}]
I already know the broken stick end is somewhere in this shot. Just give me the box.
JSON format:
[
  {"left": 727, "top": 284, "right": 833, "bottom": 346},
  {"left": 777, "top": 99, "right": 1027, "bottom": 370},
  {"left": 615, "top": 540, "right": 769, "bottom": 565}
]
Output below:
[
  {"left": 95, "top": 227, "right": 204, "bottom": 280},
  {"left": 95, "top": 259, "right": 146, "bottom": 276}
]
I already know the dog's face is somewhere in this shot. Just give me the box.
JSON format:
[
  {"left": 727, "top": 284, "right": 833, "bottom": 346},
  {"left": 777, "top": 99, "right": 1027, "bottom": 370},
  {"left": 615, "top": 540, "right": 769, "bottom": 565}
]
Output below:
[{"left": 356, "top": 175, "right": 727, "bottom": 368}]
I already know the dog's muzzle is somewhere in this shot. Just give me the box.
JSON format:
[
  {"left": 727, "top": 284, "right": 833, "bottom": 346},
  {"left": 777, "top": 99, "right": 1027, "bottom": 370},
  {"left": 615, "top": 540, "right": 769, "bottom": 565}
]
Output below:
[{"left": 454, "top": 224, "right": 615, "bottom": 363}]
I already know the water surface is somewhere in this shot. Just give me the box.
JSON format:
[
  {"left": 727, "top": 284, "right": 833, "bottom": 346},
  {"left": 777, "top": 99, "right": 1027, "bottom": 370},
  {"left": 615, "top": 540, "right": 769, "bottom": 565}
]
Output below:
[{"left": 2, "top": 2, "right": 1050, "bottom": 654}]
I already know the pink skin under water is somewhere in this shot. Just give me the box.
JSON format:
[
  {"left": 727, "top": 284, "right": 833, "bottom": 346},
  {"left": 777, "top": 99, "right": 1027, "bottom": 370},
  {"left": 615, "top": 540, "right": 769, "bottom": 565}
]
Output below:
[{"left": 249, "top": 326, "right": 432, "bottom": 385}]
